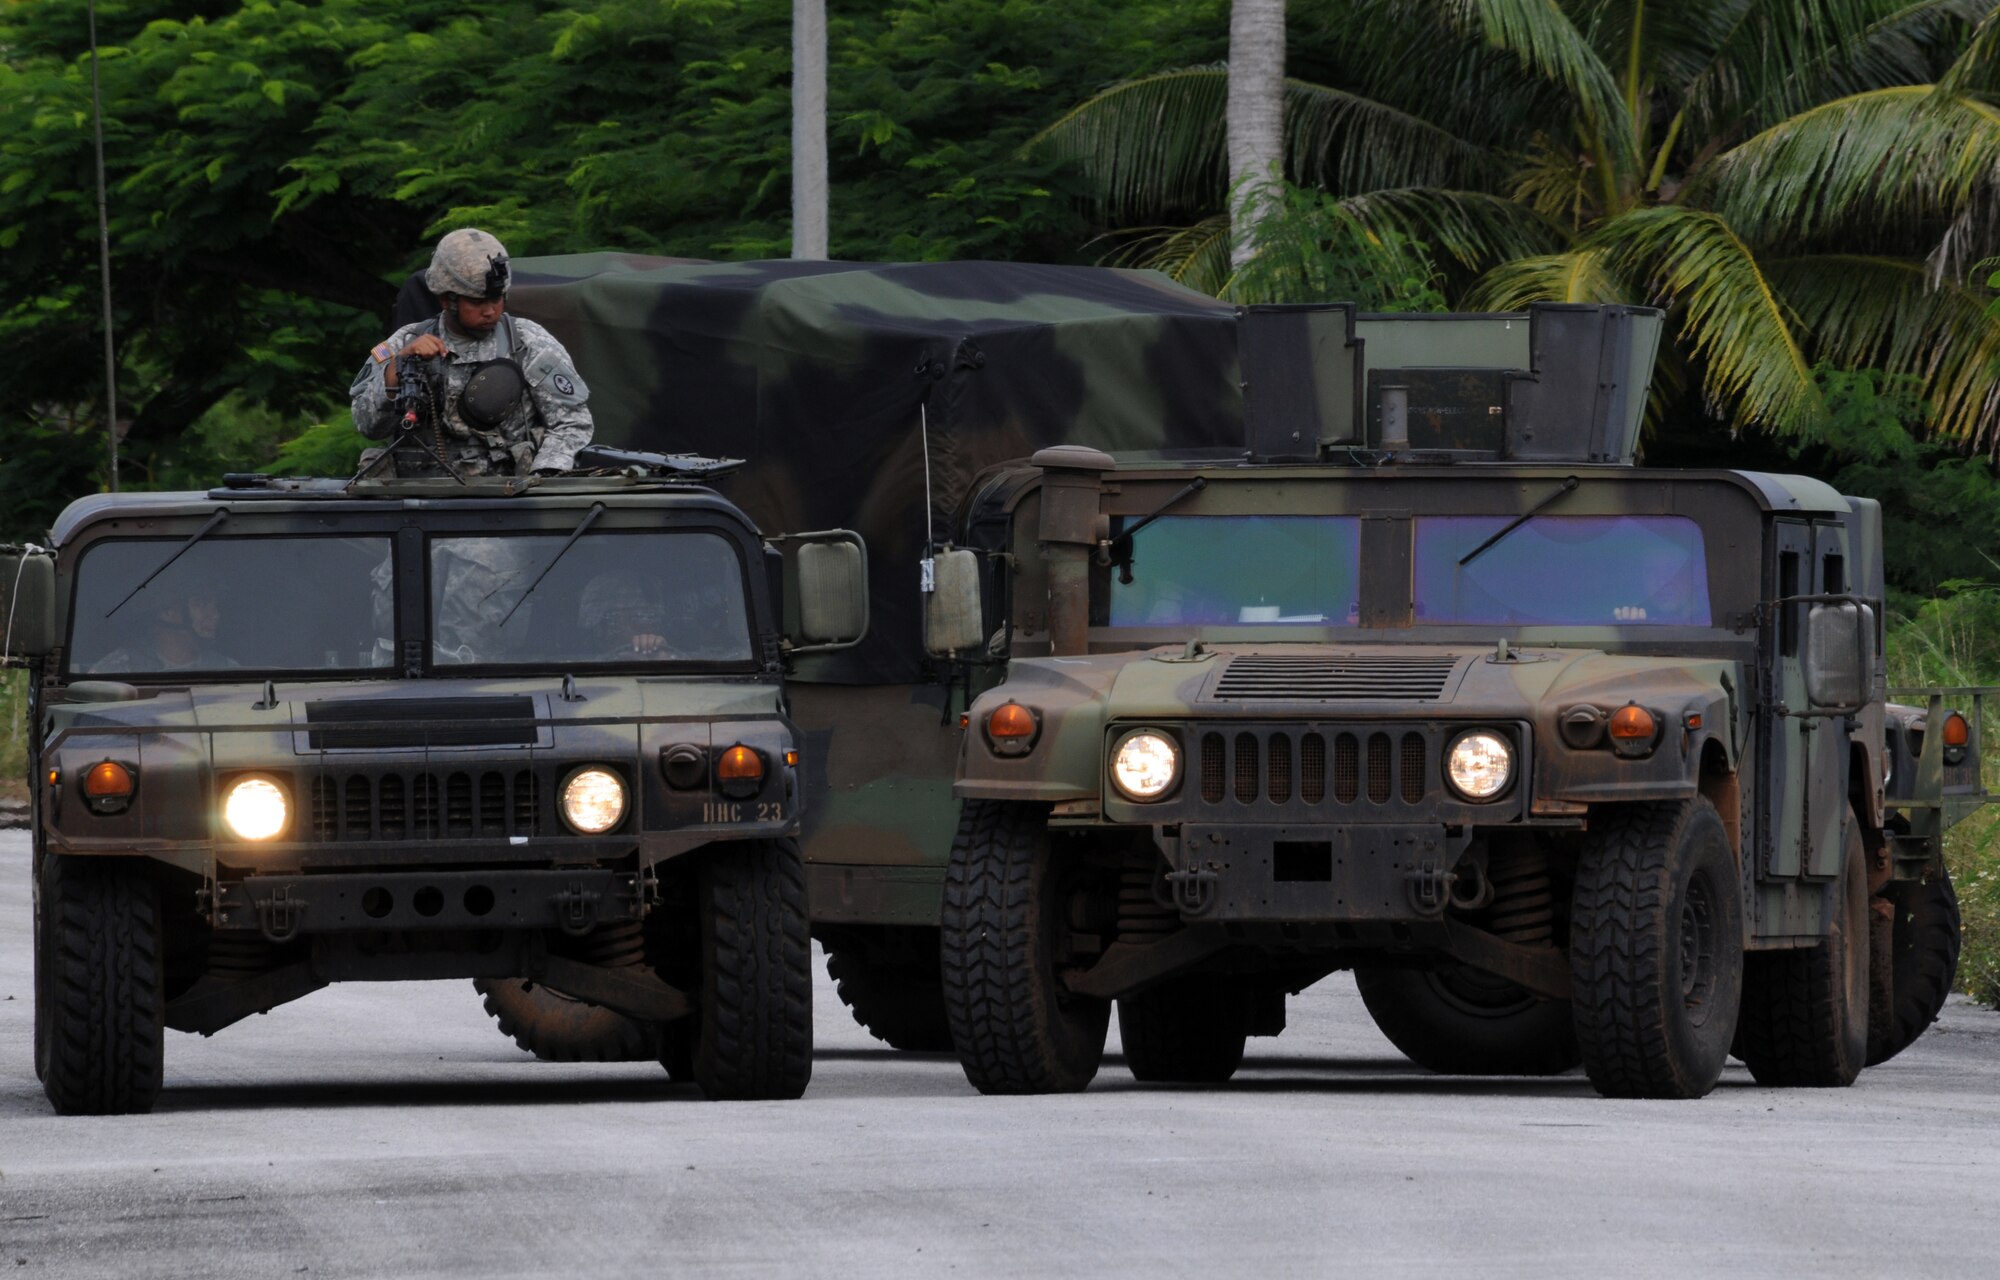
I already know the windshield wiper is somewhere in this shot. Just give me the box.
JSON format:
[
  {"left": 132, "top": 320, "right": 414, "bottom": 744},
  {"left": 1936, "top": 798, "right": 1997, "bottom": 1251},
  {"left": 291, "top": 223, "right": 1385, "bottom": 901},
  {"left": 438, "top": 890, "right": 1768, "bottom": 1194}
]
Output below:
[
  {"left": 104, "top": 508, "right": 230, "bottom": 619},
  {"left": 1457, "top": 476, "right": 1579, "bottom": 569},
  {"left": 499, "top": 502, "right": 605, "bottom": 628},
  {"left": 1108, "top": 476, "right": 1207, "bottom": 584}
]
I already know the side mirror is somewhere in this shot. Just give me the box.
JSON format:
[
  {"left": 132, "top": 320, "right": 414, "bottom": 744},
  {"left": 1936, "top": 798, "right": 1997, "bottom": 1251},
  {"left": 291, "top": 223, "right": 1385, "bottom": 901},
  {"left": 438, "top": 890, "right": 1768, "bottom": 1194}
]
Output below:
[
  {"left": 780, "top": 531, "right": 868, "bottom": 653},
  {"left": 1805, "top": 601, "right": 1873, "bottom": 710},
  {"left": 923, "top": 549, "right": 985, "bottom": 657},
  {"left": 0, "top": 550, "right": 55, "bottom": 660}
]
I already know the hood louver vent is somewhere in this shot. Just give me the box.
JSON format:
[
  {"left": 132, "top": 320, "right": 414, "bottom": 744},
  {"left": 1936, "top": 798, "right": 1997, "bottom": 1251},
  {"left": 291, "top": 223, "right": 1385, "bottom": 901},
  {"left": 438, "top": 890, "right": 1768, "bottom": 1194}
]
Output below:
[
  {"left": 1211, "top": 655, "right": 1460, "bottom": 702},
  {"left": 304, "top": 697, "right": 539, "bottom": 750}
]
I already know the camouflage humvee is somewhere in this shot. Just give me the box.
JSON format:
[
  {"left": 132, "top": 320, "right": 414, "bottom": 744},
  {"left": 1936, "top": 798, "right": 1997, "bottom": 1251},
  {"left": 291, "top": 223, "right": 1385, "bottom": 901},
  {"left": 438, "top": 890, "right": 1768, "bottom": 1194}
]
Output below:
[
  {"left": 0, "top": 465, "right": 868, "bottom": 1114},
  {"left": 920, "top": 303, "right": 1986, "bottom": 1099}
]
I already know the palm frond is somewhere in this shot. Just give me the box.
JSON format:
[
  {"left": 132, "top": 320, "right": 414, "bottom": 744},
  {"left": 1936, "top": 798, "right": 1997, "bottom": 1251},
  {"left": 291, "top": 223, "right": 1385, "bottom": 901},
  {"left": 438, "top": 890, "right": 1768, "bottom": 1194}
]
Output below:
[
  {"left": 1438, "top": 0, "right": 1639, "bottom": 180},
  {"left": 1286, "top": 81, "right": 1501, "bottom": 195},
  {"left": 1768, "top": 252, "right": 2000, "bottom": 448},
  {"left": 1594, "top": 206, "right": 1820, "bottom": 433},
  {"left": 1701, "top": 85, "right": 2000, "bottom": 249},
  {"left": 1462, "top": 247, "right": 1630, "bottom": 308},
  {"left": 1030, "top": 66, "right": 1229, "bottom": 220},
  {"left": 1031, "top": 67, "right": 1502, "bottom": 220},
  {"left": 1936, "top": 0, "right": 2000, "bottom": 94},
  {"left": 1677, "top": 0, "right": 1924, "bottom": 144},
  {"left": 1332, "top": 187, "right": 1567, "bottom": 272},
  {"left": 1093, "top": 216, "right": 1234, "bottom": 296},
  {"left": 1747, "top": 0, "right": 1987, "bottom": 129}
]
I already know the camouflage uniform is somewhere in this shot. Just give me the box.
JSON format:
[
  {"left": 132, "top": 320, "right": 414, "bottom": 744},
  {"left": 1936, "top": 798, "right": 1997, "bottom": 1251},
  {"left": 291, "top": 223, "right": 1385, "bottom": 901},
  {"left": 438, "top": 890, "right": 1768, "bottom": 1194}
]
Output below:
[{"left": 349, "top": 314, "right": 594, "bottom": 476}]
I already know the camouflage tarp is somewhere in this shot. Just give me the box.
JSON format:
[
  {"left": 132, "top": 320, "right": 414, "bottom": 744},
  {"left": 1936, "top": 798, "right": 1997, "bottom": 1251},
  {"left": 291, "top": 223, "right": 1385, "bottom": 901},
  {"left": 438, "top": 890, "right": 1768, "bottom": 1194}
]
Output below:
[{"left": 504, "top": 255, "right": 1245, "bottom": 681}]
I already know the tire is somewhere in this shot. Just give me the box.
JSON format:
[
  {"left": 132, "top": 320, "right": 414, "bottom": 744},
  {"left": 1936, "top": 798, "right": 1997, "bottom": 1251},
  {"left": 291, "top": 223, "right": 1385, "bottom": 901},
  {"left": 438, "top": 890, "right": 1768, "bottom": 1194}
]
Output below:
[
  {"left": 1355, "top": 965, "right": 1580, "bottom": 1076},
  {"left": 825, "top": 937, "right": 954, "bottom": 1052},
  {"left": 1570, "top": 798, "right": 1744, "bottom": 1100},
  {"left": 1737, "top": 816, "right": 1870, "bottom": 1086},
  {"left": 1118, "top": 975, "right": 1247, "bottom": 1083},
  {"left": 473, "top": 979, "right": 663, "bottom": 1063},
  {"left": 940, "top": 800, "right": 1110, "bottom": 1094},
  {"left": 37, "top": 856, "right": 165, "bottom": 1115},
  {"left": 1866, "top": 867, "right": 1962, "bottom": 1067},
  {"left": 692, "top": 839, "right": 814, "bottom": 1101}
]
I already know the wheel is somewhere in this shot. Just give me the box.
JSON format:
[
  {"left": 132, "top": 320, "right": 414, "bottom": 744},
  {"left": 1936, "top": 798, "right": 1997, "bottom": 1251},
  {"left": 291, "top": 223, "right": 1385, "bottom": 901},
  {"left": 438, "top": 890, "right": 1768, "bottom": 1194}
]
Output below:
[
  {"left": 824, "top": 932, "right": 954, "bottom": 1051},
  {"left": 1118, "top": 974, "right": 1247, "bottom": 1083},
  {"left": 1355, "top": 965, "right": 1580, "bottom": 1075},
  {"left": 1737, "top": 815, "right": 1870, "bottom": 1086},
  {"left": 32, "top": 849, "right": 48, "bottom": 1083},
  {"left": 37, "top": 856, "right": 165, "bottom": 1115},
  {"left": 473, "top": 979, "right": 663, "bottom": 1063},
  {"left": 1867, "top": 866, "right": 1962, "bottom": 1066},
  {"left": 940, "top": 800, "right": 1110, "bottom": 1094},
  {"left": 692, "top": 839, "right": 814, "bottom": 1101},
  {"left": 1570, "top": 798, "right": 1744, "bottom": 1099}
]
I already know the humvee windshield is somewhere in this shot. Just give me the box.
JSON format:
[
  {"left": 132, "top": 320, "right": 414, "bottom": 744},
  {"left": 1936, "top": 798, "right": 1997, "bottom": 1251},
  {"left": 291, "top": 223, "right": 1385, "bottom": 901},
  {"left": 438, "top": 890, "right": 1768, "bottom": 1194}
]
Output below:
[
  {"left": 1107, "top": 516, "right": 1361, "bottom": 625},
  {"left": 70, "top": 536, "right": 394, "bottom": 676},
  {"left": 1099, "top": 512, "right": 1711, "bottom": 629},
  {"left": 428, "top": 530, "right": 753, "bottom": 668},
  {"left": 1413, "top": 515, "right": 1710, "bottom": 626}
]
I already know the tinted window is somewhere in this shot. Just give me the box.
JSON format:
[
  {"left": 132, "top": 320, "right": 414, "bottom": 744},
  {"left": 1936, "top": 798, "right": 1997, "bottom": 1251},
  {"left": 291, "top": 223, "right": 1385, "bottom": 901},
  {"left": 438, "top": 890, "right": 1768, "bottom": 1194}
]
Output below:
[
  {"left": 1106, "top": 516, "right": 1362, "bottom": 626},
  {"left": 428, "top": 531, "right": 753, "bottom": 667},
  {"left": 70, "top": 537, "right": 396, "bottom": 675},
  {"left": 1413, "top": 515, "right": 1711, "bottom": 625}
]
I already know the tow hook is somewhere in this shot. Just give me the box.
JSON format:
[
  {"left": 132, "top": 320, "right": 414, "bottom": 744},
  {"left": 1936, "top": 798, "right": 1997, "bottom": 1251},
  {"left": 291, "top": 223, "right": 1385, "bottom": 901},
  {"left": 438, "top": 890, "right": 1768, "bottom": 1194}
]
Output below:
[
  {"left": 1405, "top": 860, "right": 1454, "bottom": 916},
  {"left": 1165, "top": 865, "right": 1219, "bottom": 917},
  {"left": 552, "top": 884, "right": 601, "bottom": 936},
  {"left": 254, "top": 886, "right": 306, "bottom": 943}
]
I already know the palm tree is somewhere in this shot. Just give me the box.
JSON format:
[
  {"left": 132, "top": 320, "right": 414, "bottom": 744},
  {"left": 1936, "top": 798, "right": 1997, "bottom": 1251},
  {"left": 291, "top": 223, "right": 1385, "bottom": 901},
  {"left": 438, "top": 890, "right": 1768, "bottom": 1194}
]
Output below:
[
  {"left": 1228, "top": 0, "right": 1288, "bottom": 268},
  {"left": 1034, "top": 0, "right": 2000, "bottom": 449}
]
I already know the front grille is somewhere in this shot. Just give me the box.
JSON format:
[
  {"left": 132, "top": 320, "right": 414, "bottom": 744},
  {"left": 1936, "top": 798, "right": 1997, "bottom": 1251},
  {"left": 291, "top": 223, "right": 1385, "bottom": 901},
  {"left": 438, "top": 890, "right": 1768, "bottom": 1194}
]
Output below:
[
  {"left": 1191, "top": 726, "right": 1435, "bottom": 812},
  {"left": 1211, "top": 655, "right": 1460, "bottom": 702},
  {"left": 307, "top": 769, "right": 541, "bottom": 841}
]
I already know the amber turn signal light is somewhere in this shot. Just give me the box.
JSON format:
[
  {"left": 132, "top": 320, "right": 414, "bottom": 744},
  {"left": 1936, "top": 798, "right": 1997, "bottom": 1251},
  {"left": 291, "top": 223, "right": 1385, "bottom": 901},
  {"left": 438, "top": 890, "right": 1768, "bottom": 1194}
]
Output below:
[
  {"left": 83, "top": 761, "right": 134, "bottom": 799},
  {"left": 717, "top": 745, "right": 766, "bottom": 799},
  {"left": 1943, "top": 712, "right": 1971, "bottom": 748},
  {"left": 1608, "top": 705, "right": 1656, "bottom": 741},
  {"left": 988, "top": 704, "right": 1037, "bottom": 738}
]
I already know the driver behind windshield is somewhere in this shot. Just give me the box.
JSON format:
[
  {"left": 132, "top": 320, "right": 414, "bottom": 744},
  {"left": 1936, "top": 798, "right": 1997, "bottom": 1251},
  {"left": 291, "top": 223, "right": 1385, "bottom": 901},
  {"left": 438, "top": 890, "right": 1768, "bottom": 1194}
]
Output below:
[
  {"left": 91, "top": 586, "right": 236, "bottom": 674},
  {"left": 580, "top": 571, "right": 670, "bottom": 658}
]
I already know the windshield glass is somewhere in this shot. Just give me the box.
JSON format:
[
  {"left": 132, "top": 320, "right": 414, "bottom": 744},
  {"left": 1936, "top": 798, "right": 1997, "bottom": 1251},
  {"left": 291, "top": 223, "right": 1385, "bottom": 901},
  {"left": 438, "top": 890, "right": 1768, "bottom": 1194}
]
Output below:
[
  {"left": 70, "top": 536, "right": 396, "bottom": 676},
  {"left": 1413, "top": 515, "right": 1711, "bottom": 625},
  {"left": 1105, "top": 516, "right": 1361, "bottom": 626},
  {"left": 428, "top": 531, "right": 753, "bottom": 667}
]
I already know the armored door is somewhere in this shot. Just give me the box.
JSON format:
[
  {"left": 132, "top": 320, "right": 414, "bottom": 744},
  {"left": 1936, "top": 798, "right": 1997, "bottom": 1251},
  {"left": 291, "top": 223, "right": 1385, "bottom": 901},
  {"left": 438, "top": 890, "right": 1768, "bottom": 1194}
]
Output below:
[{"left": 1760, "top": 519, "right": 1848, "bottom": 881}]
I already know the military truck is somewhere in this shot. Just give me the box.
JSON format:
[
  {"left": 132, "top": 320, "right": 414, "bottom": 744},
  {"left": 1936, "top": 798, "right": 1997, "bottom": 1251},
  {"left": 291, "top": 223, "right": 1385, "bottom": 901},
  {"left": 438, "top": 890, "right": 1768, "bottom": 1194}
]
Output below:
[
  {"left": 0, "top": 465, "right": 868, "bottom": 1114},
  {"left": 919, "top": 303, "right": 1984, "bottom": 1099}
]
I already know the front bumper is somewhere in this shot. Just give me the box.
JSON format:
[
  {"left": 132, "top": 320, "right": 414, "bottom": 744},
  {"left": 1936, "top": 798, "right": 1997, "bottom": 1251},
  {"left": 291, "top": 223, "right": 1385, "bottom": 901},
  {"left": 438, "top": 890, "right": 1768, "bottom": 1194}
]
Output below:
[
  {"left": 210, "top": 866, "right": 647, "bottom": 941},
  {"left": 1158, "top": 822, "right": 1461, "bottom": 923}
]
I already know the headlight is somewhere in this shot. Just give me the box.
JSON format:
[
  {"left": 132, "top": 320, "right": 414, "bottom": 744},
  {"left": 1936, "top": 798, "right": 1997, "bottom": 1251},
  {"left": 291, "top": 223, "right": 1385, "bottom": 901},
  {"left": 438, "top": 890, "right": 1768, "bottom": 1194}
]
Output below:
[
  {"left": 1446, "top": 731, "right": 1514, "bottom": 800},
  {"left": 222, "top": 776, "right": 290, "bottom": 841},
  {"left": 560, "top": 767, "right": 627, "bottom": 834},
  {"left": 1110, "top": 730, "right": 1180, "bottom": 801}
]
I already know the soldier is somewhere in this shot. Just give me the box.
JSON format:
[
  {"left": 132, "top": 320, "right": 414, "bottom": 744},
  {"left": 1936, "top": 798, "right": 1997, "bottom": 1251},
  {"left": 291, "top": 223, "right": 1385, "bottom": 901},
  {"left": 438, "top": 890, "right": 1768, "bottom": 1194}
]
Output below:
[
  {"left": 350, "top": 228, "right": 594, "bottom": 477},
  {"left": 579, "top": 570, "right": 670, "bottom": 658},
  {"left": 91, "top": 586, "right": 235, "bottom": 674}
]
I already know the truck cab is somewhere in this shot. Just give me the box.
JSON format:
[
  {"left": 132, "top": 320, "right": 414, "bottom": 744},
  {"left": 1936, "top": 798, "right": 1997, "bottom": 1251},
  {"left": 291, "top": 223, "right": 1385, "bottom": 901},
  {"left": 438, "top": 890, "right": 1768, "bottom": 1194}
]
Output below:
[{"left": 2, "top": 470, "right": 866, "bottom": 1113}]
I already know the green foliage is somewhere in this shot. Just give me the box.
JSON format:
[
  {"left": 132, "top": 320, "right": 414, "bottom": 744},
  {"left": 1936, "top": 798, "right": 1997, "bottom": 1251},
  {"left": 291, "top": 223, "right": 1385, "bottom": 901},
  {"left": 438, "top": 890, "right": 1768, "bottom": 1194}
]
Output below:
[
  {"left": 0, "top": 0, "right": 1226, "bottom": 511},
  {"left": 0, "top": 670, "right": 24, "bottom": 804},
  {"left": 268, "top": 419, "right": 365, "bottom": 476},
  {"left": 1040, "top": 0, "right": 2000, "bottom": 447},
  {"left": 1220, "top": 179, "right": 1446, "bottom": 310}
]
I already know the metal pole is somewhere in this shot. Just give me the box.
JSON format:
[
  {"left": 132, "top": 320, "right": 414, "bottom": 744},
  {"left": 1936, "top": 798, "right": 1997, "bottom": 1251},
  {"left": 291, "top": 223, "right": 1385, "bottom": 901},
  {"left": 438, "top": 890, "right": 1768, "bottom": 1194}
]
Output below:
[
  {"left": 89, "top": 0, "right": 119, "bottom": 491},
  {"left": 791, "top": 0, "right": 827, "bottom": 259}
]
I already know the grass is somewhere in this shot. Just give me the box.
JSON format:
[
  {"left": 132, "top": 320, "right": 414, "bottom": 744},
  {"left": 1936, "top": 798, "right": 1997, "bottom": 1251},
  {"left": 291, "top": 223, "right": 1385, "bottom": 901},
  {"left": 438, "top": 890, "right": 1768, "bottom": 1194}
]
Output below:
[{"left": 0, "top": 668, "right": 25, "bottom": 805}]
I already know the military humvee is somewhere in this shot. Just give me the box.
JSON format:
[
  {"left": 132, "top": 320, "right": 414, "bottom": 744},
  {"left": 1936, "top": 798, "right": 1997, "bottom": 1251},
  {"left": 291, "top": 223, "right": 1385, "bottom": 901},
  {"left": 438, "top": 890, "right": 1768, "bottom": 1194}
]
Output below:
[
  {"left": 0, "top": 465, "right": 868, "bottom": 1114},
  {"left": 920, "top": 303, "right": 1985, "bottom": 1099}
]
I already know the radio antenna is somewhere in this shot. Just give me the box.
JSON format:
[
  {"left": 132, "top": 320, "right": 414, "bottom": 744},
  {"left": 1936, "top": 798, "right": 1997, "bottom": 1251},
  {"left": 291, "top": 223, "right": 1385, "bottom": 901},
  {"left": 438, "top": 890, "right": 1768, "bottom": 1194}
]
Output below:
[{"left": 88, "top": 0, "right": 119, "bottom": 492}]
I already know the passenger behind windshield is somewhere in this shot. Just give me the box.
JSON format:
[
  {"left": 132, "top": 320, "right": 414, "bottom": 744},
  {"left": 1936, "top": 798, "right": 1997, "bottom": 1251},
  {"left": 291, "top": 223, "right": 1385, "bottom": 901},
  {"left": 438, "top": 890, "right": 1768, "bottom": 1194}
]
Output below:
[
  {"left": 1414, "top": 515, "right": 1711, "bottom": 626},
  {"left": 428, "top": 531, "right": 752, "bottom": 667},
  {"left": 71, "top": 537, "right": 394, "bottom": 676}
]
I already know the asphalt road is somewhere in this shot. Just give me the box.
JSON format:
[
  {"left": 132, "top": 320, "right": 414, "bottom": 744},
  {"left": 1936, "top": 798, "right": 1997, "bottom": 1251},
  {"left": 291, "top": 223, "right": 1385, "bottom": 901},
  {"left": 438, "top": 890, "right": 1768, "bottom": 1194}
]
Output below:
[{"left": 4, "top": 831, "right": 2000, "bottom": 1279}]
